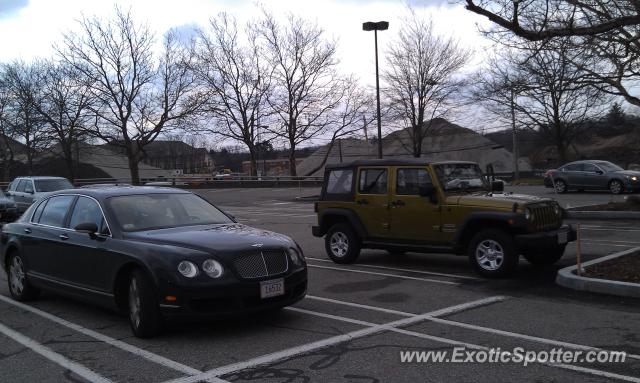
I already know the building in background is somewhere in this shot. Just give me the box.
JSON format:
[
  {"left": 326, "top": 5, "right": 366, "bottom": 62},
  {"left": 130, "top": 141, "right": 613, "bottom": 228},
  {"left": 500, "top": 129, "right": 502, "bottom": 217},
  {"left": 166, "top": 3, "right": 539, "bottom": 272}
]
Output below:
[
  {"left": 141, "top": 140, "right": 215, "bottom": 175},
  {"left": 242, "top": 158, "right": 304, "bottom": 176}
]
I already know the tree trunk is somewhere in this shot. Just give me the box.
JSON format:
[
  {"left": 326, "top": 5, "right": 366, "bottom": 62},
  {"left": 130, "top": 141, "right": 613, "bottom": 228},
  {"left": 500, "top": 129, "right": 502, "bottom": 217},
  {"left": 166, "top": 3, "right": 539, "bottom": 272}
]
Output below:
[
  {"left": 128, "top": 155, "right": 141, "bottom": 185},
  {"left": 556, "top": 142, "right": 568, "bottom": 165},
  {"left": 288, "top": 148, "right": 297, "bottom": 177}
]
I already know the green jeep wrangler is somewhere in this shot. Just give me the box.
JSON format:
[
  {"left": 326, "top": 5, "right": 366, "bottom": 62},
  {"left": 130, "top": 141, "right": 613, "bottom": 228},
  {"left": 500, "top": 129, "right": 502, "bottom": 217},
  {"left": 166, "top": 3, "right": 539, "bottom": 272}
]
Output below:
[{"left": 312, "top": 160, "right": 577, "bottom": 277}]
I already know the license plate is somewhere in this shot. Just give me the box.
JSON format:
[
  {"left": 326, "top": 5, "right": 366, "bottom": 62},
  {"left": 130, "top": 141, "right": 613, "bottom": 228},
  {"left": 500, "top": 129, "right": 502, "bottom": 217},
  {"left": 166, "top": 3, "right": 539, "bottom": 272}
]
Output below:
[
  {"left": 558, "top": 231, "right": 568, "bottom": 244},
  {"left": 260, "top": 278, "right": 284, "bottom": 299}
]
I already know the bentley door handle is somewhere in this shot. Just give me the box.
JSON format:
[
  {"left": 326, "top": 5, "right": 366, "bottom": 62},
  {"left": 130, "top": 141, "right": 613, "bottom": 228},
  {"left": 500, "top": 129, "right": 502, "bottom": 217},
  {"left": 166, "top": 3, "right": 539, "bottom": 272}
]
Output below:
[
  {"left": 59, "top": 234, "right": 69, "bottom": 240},
  {"left": 23, "top": 228, "right": 31, "bottom": 234}
]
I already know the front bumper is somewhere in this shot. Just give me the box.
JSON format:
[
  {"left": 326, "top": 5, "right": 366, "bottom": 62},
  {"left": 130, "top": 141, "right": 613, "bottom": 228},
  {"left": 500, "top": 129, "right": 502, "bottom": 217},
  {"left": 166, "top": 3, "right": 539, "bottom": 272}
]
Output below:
[
  {"left": 514, "top": 225, "right": 576, "bottom": 250},
  {"left": 157, "top": 268, "right": 307, "bottom": 318}
]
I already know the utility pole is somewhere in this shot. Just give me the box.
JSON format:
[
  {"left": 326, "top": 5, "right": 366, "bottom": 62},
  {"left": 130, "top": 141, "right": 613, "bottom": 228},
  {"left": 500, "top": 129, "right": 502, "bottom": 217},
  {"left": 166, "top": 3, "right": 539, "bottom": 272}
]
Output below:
[
  {"left": 363, "top": 21, "right": 389, "bottom": 159},
  {"left": 510, "top": 88, "right": 520, "bottom": 181}
]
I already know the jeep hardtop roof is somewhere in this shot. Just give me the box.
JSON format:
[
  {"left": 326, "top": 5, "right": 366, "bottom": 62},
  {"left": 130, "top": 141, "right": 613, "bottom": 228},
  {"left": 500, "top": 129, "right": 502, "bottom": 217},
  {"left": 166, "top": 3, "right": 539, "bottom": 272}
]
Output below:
[{"left": 325, "top": 159, "right": 477, "bottom": 170}]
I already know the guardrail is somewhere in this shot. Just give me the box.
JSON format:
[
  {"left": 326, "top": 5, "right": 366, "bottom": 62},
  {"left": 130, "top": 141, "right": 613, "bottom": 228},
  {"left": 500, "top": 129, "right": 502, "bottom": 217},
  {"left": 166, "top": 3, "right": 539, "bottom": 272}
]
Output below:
[{"left": 0, "top": 175, "right": 325, "bottom": 190}]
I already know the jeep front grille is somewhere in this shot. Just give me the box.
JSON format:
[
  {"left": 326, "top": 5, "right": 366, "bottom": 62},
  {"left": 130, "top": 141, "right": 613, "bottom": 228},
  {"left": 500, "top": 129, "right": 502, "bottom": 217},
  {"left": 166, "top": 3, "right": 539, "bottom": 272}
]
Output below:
[
  {"left": 233, "top": 250, "right": 288, "bottom": 279},
  {"left": 529, "top": 204, "right": 561, "bottom": 231}
]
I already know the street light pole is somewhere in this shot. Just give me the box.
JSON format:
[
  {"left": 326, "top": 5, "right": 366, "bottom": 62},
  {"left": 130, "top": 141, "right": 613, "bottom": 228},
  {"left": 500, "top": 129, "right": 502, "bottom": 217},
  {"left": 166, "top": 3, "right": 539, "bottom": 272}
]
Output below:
[{"left": 363, "top": 21, "right": 388, "bottom": 159}]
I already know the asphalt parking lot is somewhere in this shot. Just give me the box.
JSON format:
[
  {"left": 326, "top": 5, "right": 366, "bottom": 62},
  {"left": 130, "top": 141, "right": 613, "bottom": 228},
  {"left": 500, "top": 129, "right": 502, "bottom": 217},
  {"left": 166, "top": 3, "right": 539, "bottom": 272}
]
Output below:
[{"left": 1, "top": 185, "right": 639, "bottom": 383}]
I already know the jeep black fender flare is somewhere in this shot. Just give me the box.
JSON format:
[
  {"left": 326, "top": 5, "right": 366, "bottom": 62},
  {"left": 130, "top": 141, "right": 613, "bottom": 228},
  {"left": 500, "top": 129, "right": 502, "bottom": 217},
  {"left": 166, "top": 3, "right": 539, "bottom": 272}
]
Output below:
[
  {"left": 317, "top": 208, "right": 368, "bottom": 238},
  {"left": 454, "top": 211, "right": 526, "bottom": 247}
]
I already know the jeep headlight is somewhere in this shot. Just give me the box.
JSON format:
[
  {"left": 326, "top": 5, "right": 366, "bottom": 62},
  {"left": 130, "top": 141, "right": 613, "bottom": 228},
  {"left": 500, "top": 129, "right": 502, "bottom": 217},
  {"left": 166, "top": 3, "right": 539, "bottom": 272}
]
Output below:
[{"left": 525, "top": 208, "right": 534, "bottom": 221}]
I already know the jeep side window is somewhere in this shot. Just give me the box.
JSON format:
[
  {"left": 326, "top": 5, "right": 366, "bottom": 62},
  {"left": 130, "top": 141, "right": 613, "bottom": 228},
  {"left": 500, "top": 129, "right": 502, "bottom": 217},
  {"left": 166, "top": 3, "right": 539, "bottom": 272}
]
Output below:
[
  {"left": 326, "top": 169, "right": 353, "bottom": 195},
  {"left": 396, "top": 168, "right": 432, "bottom": 195},
  {"left": 359, "top": 168, "right": 388, "bottom": 194}
]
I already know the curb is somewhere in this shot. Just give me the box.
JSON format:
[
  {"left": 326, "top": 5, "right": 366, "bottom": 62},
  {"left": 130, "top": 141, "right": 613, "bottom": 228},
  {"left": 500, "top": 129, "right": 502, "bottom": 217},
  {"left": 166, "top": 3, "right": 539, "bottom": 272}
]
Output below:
[
  {"left": 294, "top": 195, "right": 319, "bottom": 202},
  {"left": 566, "top": 211, "right": 640, "bottom": 220},
  {"left": 556, "top": 247, "right": 640, "bottom": 298}
]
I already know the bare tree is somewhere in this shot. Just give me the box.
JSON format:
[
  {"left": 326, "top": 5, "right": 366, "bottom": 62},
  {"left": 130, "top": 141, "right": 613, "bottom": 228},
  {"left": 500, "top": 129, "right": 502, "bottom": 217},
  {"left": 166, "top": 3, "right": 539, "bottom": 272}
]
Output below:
[
  {"left": 59, "top": 8, "right": 203, "bottom": 184},
  {"left": 463, "top": 1, "right": 640, "bottom": 108},
  {"left": 1, "top": 61, "right": 50, "bottom": 174},
  {"left": 193, "top": 13, "right": 271, "bottom": 176},
  {"left": 256, "top": 12, "right": 344, "bottom": 176},
  {"left": 303, "top": 79, "right": 375, "bottom": 176},
  {"left": 473, "top": 42, "right": 608, "bottom": 163},
  {"left": 30, "top": 60, "right": 94, "bottom": 181},
  {"left": 463, "top": 0, "right": 640, "bottom": 40},
  {"left": 383, "top": 12, "right": 470, "bottom": 157}
]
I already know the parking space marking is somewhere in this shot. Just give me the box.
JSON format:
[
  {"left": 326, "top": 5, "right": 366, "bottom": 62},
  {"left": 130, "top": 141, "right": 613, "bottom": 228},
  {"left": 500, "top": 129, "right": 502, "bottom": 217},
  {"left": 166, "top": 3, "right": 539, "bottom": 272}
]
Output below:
[
  {"left": 429, "top": 317, "right": 640, "bottom": 361},
  {"left": 289, "top": 307, "right": 640, "bottom": 383},
  {"left": 0, "top": 321, "right": 114, "bottom": 383},
  {"left": 307, "top": 264, "right": 460, "bottom": 285},
  {"left": 306, "top": 295, "right": 416, "bottom": 317},
  {"left": 306, "top": 257, "right": 481, "bottom": 281},
  {"left": 161, "top": 296, "right": 506, "bottom": 383},
  {"left": 0, "top": 294, "right": 212, "bottom": 379},
  {"left": 305, "top": 293, "right": 640, "bottom": 361}
]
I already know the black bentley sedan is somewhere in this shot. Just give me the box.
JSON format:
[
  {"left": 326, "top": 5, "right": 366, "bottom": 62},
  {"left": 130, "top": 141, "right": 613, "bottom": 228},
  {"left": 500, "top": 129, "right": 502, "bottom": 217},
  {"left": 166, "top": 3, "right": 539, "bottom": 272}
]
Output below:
[{"left": 1, "top": 187, "right": 307, "bottom": 338}]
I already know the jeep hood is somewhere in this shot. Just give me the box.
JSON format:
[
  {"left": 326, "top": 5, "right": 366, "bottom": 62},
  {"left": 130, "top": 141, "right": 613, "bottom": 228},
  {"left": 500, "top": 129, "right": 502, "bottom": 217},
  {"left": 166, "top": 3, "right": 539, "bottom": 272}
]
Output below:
[{"left": 446, "top": 192, "right": 552, "bottom": 208}]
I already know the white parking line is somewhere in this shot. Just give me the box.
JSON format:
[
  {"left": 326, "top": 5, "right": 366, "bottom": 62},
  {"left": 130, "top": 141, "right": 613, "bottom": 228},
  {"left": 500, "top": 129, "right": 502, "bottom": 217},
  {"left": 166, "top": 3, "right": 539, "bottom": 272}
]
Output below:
[
  {"left": 289, "top": 307, "right": 640, "bottom": 383},
  {"left": 306, "top": 295, "right": 416, "bottom": 317},
  {"left": 161, "top": 296, "right": 506, "bottom": 383},
  {"left": 307, "top": 264, "right": 459, "bottom": 285},
  {"left": 0, "top": 321, "right": 113, "bottom": 383},
  {"left": 304, "top": 293, "right": 640, "bottom": 361},
  {"left": 306, "top": 257, "right": 481, "bottom": 281},
  {"left": 0, "top": 295, "right": 227, "bottom": 382}
]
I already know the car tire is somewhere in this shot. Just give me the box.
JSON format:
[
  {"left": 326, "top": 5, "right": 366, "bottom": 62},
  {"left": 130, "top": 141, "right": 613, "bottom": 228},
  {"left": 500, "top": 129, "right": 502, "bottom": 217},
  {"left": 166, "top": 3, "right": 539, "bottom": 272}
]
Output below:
[
  {"left": 7, "top": 252, "right": 40, "bottom": 301},
  {"left": 554, "top": 179, "right": 568, "bottom": 194},
  {"left": 523, "top": 245, "right": 566, "bottom": 266},
  {"left": 609, "top": 180, "right": 624, "bottom": 195},
  {"left": 468, "top": 229, "right": 519, "bottom": 278},
  {"left": 325, "top": 223, "right": 361, "bottom": 264},
  {"left": 128, "top": 269, "right": 163, "bottom": 338}
]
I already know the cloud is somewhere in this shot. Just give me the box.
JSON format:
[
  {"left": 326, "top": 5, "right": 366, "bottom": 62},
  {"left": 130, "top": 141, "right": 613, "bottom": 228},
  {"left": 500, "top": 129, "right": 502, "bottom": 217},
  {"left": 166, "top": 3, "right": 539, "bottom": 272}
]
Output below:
[{"left": 0, "top": 0, "right": 29, "bottom": 19}]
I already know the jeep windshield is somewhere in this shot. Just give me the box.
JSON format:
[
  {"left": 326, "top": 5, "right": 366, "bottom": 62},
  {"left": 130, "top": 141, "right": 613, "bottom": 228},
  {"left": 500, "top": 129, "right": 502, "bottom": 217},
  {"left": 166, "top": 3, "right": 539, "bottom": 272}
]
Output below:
[{"left": 434, "top": 163, "right": 489, "bottom": 192}]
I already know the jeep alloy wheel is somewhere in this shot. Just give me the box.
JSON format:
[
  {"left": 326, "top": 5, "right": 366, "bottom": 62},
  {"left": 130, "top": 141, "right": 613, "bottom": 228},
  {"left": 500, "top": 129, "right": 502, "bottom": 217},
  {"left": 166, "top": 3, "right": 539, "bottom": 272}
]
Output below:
[
  {"left": 325, "top": 223, "right": 361, "bottom": 264},
  {"left": 330, "top": 232, "right": 349, "bottom": 258},
  {"left": 475, "top": 239, "right": 504, "bottom": 271},
  {"left": 468, "top": 229, "right": 518, "bottom": 278}
]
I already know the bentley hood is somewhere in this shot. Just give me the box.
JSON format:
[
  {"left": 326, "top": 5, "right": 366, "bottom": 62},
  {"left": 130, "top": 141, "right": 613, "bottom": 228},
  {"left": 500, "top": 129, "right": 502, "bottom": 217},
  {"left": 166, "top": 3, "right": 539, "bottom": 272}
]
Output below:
[{"left": 124, "top": 223, "right": 295, "bottom": 254}]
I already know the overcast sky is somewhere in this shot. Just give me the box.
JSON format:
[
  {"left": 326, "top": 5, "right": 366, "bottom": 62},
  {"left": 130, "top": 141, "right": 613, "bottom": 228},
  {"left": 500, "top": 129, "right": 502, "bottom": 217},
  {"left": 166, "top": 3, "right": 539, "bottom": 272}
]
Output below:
[{"left": 0, "top": 0, "right": 491, "bottom": 83}]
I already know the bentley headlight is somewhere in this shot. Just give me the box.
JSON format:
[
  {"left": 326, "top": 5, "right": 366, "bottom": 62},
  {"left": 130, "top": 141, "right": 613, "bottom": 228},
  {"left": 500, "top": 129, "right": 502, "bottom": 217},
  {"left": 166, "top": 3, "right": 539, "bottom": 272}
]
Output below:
[
  {"left": 287, "top": 247, "right": 305, "bottom": 267},
  {"left": 525, "top": 208, "right": 534, "bottom": 221},
  {"left": 553, "top": 204, "right": 560, "bottom": 215},
  {"left": 202, "top": 259, "right": 224, "bottom": 279},
  {"left": 177, "top": 261, "right": 199, "bottom": 278},
  {"left": 631, "top": 176, "right": 638, "bottom": 182}
]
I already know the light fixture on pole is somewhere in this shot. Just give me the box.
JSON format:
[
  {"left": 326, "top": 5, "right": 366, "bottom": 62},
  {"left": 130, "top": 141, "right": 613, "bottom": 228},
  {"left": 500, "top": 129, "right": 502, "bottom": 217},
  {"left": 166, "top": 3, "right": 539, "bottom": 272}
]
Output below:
[{"left": 362, "top": 21, "right": 388, "bottom": 159}]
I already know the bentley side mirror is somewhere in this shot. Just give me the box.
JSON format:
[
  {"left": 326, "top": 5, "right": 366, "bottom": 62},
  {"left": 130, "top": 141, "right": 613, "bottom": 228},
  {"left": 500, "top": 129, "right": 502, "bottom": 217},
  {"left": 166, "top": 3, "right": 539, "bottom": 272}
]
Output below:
[{"left": 74, "top": 222, "right": 99, "bottom": 238}]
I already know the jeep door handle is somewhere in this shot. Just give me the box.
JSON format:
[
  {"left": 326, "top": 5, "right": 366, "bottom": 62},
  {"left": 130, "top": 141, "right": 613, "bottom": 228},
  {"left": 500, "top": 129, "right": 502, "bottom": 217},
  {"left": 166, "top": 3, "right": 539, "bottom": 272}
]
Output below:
[
  {"left": 59, "top": 234, "right": 69, "bottom": 240},
  {"left": 391, "top": 200, "right": 406, "bottom": 207},
  {"left": 356, "top": 199, "right": 369, "bottom": 205}
]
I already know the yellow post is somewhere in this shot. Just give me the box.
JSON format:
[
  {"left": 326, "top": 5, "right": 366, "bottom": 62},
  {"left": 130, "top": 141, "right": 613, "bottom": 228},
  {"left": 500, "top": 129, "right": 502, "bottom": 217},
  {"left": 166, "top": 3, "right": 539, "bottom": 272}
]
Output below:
[{"left": 576, "top": 223, "right": 582, "bottom": 276}]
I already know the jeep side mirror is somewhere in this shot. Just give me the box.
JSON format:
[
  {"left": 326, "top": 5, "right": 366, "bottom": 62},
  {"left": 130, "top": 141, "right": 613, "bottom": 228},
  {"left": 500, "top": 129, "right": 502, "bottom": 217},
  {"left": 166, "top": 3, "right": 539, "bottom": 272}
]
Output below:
[
  {"left": 419, "top": 185, "right": 438, "bottom": 204},
  {"left": 491, "top": 181, "right": 504, "bottom": 193}
]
